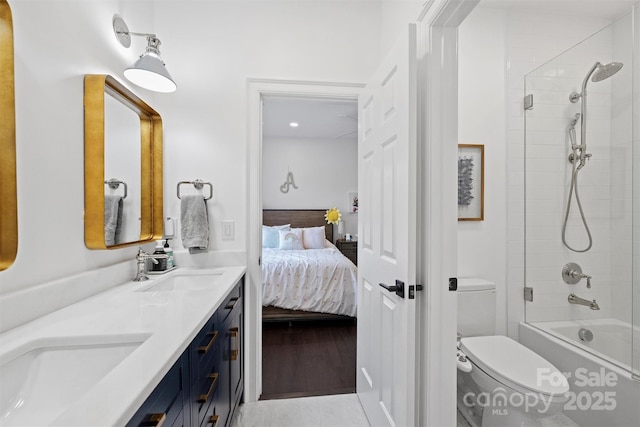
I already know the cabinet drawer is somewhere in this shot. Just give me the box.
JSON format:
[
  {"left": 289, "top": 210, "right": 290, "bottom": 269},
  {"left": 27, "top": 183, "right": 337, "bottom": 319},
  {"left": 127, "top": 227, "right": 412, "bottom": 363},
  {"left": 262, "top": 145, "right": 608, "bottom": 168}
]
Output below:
[
  {"left": 192, "top": 315, "right": 221, "bottom": 373},
  {"left": 199, "top": 409, "right": 221, "bottom": 427},
  {"left": 218, "top": 281, "right": 242, "bottom": 323},
  {"left": 193, "top": 369, "right": 220, "bottom": 427},
  {"left": 126, "top": 352, "right": 186, "bottom": 427}
]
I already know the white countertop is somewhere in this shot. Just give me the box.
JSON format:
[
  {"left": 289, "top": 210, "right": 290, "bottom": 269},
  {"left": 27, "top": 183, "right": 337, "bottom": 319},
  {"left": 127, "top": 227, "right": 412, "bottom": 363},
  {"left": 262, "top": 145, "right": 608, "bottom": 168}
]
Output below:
[{"left": 0, "top": 265, "right": 246, "bottom": 427}]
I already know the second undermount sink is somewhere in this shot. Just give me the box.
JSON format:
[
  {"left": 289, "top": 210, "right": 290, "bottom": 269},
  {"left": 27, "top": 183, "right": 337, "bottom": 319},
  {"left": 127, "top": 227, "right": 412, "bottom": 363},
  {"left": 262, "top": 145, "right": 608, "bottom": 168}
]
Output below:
[
  {"left": 0, "top": 333, "right": 150, "bottom": 426},
  {"left": 139, "top": 270, "right": 224, "bottom": 292}
]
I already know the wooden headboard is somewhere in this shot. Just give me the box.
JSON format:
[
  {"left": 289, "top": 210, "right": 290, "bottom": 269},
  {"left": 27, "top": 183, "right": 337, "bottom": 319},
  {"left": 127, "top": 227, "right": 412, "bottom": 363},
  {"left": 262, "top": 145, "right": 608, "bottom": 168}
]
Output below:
[{"left": 263, "top": 209, "right": 333, "bottom": 242}]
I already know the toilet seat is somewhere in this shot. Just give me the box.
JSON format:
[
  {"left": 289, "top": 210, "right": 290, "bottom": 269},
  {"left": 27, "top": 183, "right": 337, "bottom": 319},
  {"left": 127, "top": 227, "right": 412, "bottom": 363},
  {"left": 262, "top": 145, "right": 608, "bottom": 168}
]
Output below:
[{"left": 460, "top": 336, "right": 569, "bottom": 398}]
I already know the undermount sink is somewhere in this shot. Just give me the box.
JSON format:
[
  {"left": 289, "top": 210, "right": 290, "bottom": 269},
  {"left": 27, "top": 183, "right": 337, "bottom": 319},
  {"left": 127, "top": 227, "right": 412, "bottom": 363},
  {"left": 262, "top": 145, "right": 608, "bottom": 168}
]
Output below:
[
  {"left": 0, "top": 333, "right": 149, "bottom": 426},
  {"left": 139, "top": 270, "right": 223, "bottom": 292}
]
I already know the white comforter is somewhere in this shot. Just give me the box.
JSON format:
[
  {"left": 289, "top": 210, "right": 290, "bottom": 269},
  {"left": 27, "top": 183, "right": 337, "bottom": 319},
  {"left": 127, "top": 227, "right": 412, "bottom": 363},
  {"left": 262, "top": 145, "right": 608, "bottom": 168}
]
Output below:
[{"left": 261, "top": 244, "right": 357, "bottom": 317}]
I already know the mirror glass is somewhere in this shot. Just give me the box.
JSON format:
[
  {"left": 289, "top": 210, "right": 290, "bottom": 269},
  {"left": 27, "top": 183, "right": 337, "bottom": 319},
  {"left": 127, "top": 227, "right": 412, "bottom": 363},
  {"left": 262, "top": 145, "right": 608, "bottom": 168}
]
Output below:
[
  {"left": 104, "top": 92, "right": 142, "bottom": 245},
  {"left": 0, "top": 0, "right": 17, "bottom": 270},
  {"left": 84, "top": 75, "right": 163, "bottom": 249}
]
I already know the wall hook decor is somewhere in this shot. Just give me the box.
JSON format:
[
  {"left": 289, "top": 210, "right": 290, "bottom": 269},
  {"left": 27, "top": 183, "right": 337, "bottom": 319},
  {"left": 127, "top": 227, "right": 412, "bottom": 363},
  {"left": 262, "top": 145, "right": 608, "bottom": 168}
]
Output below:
[{"left": 280, "top": 171, "right": 298, "bottom": 193}]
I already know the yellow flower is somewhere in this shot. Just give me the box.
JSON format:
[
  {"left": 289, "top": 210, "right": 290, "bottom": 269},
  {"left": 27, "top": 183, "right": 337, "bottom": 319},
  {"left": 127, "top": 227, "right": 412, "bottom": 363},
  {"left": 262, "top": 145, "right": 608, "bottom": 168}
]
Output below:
[{"left": 325, "top": 207, "right": 342, "bottom": 225}]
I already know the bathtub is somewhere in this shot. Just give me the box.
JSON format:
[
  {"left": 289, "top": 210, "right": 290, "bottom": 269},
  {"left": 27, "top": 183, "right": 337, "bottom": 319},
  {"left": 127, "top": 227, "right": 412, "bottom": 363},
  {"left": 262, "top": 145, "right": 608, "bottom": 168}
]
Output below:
[{"left": 520, "top": 321, "right": 640, "bottom": 427}]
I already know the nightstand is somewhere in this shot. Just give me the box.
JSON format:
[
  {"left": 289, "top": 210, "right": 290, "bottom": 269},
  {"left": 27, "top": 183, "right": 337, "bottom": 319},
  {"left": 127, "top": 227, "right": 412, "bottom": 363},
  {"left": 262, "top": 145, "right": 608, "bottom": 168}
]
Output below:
[{"left": 335, "top": 239, "right": 357, "bottom": 266}]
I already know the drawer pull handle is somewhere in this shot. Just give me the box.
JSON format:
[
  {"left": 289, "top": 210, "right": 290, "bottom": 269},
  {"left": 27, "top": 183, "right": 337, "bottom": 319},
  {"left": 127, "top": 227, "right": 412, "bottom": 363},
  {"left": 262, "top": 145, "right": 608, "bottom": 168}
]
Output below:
[
  {"left": 198, "top": 330, "right": 219, "bottom": 354},
  {"left": 225, "top": 297, "right": 239, "bottom": 310},
  {"left": 142, "top": 413, "right": 166, "bottom": 427},
  {"left": 230, "top": 327, "right": 239, "bottom": 361},
  {"left": 208, "top": 415, "right": 219, "bottom": 426},
  {"left": 197, "top": 373, "right": 219, "bottom": 403}
]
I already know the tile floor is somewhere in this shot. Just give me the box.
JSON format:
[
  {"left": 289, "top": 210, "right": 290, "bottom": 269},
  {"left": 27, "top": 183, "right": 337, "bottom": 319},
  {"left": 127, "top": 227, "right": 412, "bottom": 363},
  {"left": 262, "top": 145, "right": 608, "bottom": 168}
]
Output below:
[
  {"left": 232, "top": 393, "right": 579, "bottom": 427},
  {"left": 232, "top": 393, "right": 369, "bottom": 427}
]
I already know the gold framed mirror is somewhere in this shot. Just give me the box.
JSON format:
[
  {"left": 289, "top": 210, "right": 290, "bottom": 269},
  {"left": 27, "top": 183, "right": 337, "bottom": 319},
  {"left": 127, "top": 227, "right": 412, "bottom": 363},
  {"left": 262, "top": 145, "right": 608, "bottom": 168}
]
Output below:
[
  {"left": 0, "top": 0, "right": 17, "bottom": 270},
  {"left": 84, "top": 74, "right": 163, "bottom": 249}
]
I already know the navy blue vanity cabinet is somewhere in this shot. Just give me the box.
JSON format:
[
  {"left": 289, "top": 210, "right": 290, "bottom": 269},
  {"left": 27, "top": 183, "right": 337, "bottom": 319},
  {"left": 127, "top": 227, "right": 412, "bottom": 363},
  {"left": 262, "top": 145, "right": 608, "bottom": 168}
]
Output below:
[
  {"left": 227, "top": 285, "right": 243, "bottom": 421},
  {"left": 125, "top": 350, "right": 189, "bottom": 427},
  {"left": 190, "top": 276, "right": 244, "bottom": 427},
  {"left": 214, "top": 278, "right": 244, "bottom": 427},
  {"left": 189, "top": 307, "right": 222, "bottom": 427},
  {"left": 127, "top": 276, "right": 244, "bottom": 427}
]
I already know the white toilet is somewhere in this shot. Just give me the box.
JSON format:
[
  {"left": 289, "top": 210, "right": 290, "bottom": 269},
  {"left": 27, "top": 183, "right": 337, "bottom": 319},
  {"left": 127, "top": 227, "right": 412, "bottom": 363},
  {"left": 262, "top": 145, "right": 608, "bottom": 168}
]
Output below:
[{"left": 456, "top": 278, "right": 569, "bottom": 427}]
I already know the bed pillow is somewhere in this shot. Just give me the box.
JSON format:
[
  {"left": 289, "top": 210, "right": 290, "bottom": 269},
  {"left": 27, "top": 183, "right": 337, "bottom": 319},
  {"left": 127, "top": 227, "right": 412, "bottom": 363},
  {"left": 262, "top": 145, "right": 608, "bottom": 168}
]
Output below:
[
  {"left": 302, "top": 226, "right": 326, "bottom": 249},
  {"left": 262, "top": 224, "right": 290, "bottom": 248},
  {"left": 278, "top": 228, "right": 304, "bottom": 250}
]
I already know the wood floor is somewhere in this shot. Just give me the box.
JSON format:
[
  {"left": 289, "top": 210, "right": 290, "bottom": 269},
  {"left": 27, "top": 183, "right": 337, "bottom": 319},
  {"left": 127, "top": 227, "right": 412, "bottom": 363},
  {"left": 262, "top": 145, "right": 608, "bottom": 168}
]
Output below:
[{"left": 261, "top": 319, "right": 357, "bottom": 400}]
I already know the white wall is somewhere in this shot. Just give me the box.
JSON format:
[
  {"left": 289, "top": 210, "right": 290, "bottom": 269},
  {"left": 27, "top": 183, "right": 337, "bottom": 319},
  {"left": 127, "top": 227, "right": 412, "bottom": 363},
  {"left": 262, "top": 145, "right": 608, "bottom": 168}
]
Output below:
[
  {"left": 0, "top": 0, "right": 157, "bottom": 297},
  {"left": 0, "top": 0, "right": 386, "bottom": 330},
  {"left": 263, "top": 136, "right": 358, "bottom": 237},
  {"left": 458, "top": 6, "right": 508, "bottom": 335},
  {"left": 150, "top": 0, "right": 381, "bottom": 252},
  {"left": 459, "top": 5, "right": 616, "bottom": 339}
]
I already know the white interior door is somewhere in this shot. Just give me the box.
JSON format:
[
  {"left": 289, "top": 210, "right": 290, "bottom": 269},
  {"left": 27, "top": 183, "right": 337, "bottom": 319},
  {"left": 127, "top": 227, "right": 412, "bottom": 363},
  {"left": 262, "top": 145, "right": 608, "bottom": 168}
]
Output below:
[{"left": 357, "top": 24, "right": 418, "bottom": 427}]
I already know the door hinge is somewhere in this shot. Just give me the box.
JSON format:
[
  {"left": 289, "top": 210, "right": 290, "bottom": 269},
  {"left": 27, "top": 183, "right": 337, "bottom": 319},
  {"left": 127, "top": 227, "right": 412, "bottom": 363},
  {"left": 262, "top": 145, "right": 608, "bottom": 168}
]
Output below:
[
  {"left": 524, "top": 287, "right": 533, "bottom": 302},
  {"left": 449, "top": 277, "right": 457, "bottom": 291},
  {"left": 408, "top": 284, "right": 423, "bottom": 299},
  {"left": 524, "top": 94, "right": 534, "bottom": 110}
]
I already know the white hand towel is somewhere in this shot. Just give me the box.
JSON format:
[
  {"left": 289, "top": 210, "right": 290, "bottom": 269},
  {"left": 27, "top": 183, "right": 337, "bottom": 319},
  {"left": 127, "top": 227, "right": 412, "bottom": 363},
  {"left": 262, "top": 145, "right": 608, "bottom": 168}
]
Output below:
[
  {"left": 180, "top": 195, "right": 209, "bottom": 252},
  {"left": 104, "top": 195, "right": 123, "bottom": 246}
]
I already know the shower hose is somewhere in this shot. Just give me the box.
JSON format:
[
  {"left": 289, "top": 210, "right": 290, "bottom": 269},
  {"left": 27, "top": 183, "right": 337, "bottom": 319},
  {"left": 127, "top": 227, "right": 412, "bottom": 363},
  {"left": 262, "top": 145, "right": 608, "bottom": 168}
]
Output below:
[{"left": 561, "top": 128, "right": 593, "bottom": 253}]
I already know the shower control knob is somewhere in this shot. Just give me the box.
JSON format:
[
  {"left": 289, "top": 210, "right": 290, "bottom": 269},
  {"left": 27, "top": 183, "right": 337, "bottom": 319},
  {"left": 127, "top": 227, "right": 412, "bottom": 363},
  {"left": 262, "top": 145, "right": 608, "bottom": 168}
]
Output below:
[{"left": 562, "top": 262, "right": 591, "bottom": 286}]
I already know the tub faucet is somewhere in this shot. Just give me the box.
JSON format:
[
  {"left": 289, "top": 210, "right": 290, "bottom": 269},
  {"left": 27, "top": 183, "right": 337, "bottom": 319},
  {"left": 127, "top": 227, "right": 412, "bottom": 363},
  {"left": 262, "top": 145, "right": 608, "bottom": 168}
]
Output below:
[
  {"left": 568, "top": 293, "right": 600, "bottom": 310},
  {"left": 134, "top": 248, "right": 158, "bottom": 282}
]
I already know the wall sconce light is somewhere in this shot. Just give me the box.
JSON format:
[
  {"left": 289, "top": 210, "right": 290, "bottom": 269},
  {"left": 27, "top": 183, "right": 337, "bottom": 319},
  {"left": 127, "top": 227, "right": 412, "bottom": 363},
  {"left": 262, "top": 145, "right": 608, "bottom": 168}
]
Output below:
[{"left": 112, "top": 14, "right": 177, "bottom": 93}]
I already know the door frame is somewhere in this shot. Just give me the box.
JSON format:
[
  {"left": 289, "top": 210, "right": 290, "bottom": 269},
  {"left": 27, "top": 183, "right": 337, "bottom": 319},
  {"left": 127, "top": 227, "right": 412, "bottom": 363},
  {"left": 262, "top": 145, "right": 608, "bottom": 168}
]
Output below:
[
  {"left": 246, "top": 78, "right": 364, "bottom": 402},
  {"left": 245, "top": 0, "right": 478, "bottom": 423},
  {"left": 415, "top": 0, "right": 478, "bottom": 425}
]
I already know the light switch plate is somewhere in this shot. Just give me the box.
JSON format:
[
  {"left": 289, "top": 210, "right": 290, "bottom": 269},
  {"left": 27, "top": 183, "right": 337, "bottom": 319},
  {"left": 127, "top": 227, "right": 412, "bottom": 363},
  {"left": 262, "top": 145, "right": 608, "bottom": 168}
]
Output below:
[{"left": 222, "top": 220, "right": 235, "bottom": 240}]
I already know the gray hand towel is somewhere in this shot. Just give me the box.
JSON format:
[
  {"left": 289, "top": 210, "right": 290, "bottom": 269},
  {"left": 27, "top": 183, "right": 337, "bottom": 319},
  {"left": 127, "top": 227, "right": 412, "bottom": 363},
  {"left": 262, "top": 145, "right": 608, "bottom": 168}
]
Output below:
[
  {"left": 104, "top": 195, "right": 123, "bottom": 246},
  {"left": 181, "top": 195, "right": 209, "bottom": 252}
]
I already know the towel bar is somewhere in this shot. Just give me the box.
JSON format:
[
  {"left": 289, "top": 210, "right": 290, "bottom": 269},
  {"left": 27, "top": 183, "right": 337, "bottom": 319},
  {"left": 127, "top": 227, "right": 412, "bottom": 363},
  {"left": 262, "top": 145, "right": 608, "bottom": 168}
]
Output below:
[
  {"left": 177, "top": 179, "right": 213, "bottom": 200},
  {"left": 104, "top": 178, "right": 127, "bottom": 199}
]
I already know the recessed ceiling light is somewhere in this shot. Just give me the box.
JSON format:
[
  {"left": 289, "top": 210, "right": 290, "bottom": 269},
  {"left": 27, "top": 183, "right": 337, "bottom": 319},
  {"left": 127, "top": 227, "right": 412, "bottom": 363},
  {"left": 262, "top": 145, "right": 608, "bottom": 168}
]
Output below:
[{"left": 289, "top": 122, "right": 299, "bottom": 127}]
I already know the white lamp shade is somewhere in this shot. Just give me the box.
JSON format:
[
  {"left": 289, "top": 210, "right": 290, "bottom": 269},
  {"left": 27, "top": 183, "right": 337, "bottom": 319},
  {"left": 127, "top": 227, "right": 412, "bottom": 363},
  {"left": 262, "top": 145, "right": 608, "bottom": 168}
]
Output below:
[{"left": 124, "top": 53, "right": 176, "bottom": 93}]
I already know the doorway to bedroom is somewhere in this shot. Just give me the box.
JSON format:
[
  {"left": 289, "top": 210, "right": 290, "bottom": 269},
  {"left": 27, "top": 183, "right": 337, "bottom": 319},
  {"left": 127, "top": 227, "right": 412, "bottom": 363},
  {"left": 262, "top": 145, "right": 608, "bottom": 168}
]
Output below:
[{"left": 260, "top": 96, "right": 359, "bottom": 400}]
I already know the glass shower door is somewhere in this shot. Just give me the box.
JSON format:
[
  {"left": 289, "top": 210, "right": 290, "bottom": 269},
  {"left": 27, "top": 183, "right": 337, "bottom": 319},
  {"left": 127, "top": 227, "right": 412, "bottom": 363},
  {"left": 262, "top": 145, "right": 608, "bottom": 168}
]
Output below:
[{"left": 524, "top": 14, "right": 636, "bottom": 375}]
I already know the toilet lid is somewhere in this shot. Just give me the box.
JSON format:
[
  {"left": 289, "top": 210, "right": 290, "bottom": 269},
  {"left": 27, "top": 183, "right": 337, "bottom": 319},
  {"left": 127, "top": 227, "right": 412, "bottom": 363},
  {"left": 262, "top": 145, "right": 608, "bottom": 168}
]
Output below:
[{"left": 460, "top": 336, "right": 569, "bottom": 396}]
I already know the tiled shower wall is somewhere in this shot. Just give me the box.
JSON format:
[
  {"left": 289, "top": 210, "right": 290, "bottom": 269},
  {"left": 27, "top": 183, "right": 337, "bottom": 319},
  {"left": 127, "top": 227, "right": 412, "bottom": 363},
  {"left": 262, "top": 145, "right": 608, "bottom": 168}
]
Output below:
[
  {"left": 610, "top": 13, "right": 634, "bottom": 325},
  {"left": 504, "top": 10, "right": 617, "bottom": 338},
  {"left": 523, "top": 24, "right": 619, "bottom": 324}
]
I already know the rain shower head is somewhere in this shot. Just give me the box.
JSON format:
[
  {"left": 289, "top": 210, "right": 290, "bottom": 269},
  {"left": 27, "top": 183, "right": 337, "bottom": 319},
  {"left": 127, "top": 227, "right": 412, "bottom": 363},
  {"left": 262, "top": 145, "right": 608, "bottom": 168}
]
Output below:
[
  {"left": 591, "top": 61, "right": 624, "bottom": 82},
  {"left": 570, "top": 61, "right": 624, "bottom": 103}
]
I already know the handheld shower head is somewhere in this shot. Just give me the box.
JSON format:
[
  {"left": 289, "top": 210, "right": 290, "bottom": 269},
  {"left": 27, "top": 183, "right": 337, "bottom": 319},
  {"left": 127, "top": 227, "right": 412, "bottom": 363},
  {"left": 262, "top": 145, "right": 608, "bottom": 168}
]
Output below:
[
  {"left": 569, "top": 113, "right": 580, "bottom": 127},
  {"left": 591, "top": 61, "right": 623, "bottom": 82}
]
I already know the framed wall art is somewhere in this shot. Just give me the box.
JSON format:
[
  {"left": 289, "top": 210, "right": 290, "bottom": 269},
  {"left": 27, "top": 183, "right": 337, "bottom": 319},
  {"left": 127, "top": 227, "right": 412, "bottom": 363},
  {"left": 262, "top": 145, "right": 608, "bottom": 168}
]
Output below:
[
  {"left": 348, "top": 191, "right": 358, "bottom": 214},
  {"left": 458, "top": 144, "right": 484, "bottom": 221}
]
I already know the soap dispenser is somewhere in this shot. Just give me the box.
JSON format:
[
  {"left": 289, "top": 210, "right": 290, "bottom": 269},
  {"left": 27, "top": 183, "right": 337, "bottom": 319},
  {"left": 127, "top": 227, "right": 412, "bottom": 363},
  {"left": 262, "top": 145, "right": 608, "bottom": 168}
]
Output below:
[
  {"left": 164, "top": 239, "right": 174, "bottom": 269},
  {"left": 152, "top": 241, "right": 167, "bottom": 271}
]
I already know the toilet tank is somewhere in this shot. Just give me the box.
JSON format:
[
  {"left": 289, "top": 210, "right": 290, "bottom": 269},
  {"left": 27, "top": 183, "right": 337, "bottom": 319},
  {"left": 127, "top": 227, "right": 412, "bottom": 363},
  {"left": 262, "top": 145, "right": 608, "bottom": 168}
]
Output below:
[{"left": 457, "top": 278, "right": 496, "bottom": 337}]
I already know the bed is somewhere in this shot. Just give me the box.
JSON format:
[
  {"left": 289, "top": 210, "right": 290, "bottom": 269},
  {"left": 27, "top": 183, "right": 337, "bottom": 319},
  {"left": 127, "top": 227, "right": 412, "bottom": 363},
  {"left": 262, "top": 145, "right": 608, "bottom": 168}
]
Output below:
[{"left": 262, "top": 209, "right": 358, "bottom": 321}]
